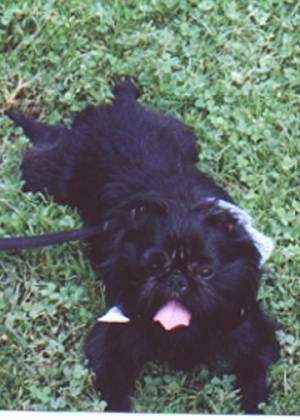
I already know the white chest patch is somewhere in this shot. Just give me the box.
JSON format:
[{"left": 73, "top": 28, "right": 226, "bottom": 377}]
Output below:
[{"left": 97, "top": 306, "right": 130, "bottom": 323}]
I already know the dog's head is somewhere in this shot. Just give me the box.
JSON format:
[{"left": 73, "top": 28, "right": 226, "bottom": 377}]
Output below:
[{"left": 99, "top": 195, "right": 273, "bottom": 331}]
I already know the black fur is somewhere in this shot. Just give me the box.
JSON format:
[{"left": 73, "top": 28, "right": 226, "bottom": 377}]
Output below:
[{"left": 7, "top": 78, "right": 279, "bottom": 413}]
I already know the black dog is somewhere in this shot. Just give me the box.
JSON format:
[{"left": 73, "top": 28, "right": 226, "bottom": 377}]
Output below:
[{"left": 6, "top": 78, "right": 279, "bottom": 413}]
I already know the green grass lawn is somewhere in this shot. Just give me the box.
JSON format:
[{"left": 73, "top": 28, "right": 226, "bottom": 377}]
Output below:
[{"left": 0, "top": 0, "right": 299, "bottom": 414}]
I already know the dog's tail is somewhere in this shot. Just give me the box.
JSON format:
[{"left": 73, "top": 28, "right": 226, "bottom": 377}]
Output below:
[
  {"left": 113, "top": 76, "right": 139, "bottom": 101},
  {"left": 5, "top": 108, "right": 67, "bottom": 148}
]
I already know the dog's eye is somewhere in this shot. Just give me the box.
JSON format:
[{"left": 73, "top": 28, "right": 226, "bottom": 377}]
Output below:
[
  {"left": 199, "top": 266, "right": 214, "bottom": 277},
  {"left": 188, "top": 262, "right": 214, "bottom": 279},
  {"left": 144, "top": 251, "right": 169, "bottom": 275}
]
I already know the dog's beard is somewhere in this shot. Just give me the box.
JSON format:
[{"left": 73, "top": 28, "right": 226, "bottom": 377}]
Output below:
[
  {"left": 138, "top": 267, "right": 253, "bottom": 331},
  {"left": 132, "top": 265, "right": 258, "bottom": 334},
  {"left": 138, "top": 276, "right": 222, "bottom": 330}
]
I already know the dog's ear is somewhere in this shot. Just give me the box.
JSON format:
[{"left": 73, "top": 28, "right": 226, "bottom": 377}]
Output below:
[{"left": 205, "top": 199, "right": 274, "bottom": 267}]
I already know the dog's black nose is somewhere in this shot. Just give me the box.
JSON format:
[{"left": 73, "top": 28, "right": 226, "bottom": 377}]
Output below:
[{"left": 167, "top": 270, "right": 188, "bottom": 293}]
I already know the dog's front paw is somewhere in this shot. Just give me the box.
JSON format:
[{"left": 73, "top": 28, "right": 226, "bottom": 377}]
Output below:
[
  {"left": 104, "top": 395, "right": 132, "bottom": 412},
  {"left": 85, "top": 321, "right": 152, "bottom": 412}
]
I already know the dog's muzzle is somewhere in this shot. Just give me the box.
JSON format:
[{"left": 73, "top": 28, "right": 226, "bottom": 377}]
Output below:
[{"left": 167, "top": 270, "right": 188, "bottom": 295}]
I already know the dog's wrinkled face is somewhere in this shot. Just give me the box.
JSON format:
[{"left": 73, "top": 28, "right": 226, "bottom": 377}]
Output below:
[{"left": 104, "top": 198, "right": 267, "bottom": 330}]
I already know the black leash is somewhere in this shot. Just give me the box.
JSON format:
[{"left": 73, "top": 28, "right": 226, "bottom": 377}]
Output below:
[{"left": 0, "top": 224, "right": 104, "bottom": 251}]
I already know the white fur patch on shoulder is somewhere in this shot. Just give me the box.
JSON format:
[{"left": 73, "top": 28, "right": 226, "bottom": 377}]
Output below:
[
  {"left": 217, "top": 199, "right": 274, "bottom": 267},
  {"left": 97, "top": 306, "right": 130, "bottom": 323}
]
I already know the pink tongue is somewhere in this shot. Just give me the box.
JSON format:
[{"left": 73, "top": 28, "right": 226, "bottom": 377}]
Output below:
[{"left": 153, "top": 300, "right": 191, "bottom": 331}]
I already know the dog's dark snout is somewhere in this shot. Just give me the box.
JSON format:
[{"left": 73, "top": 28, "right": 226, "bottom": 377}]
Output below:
[{"left": 167, "top": 270, "right": 188, "bottom": 293}]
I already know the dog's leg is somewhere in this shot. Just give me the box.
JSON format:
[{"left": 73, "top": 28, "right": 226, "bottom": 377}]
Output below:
[
  {"left": 6, "top": 110, "right": 74, "bottom": 205},
  {"left": 20, "top": 145, "right": 73, "bottom": 205},
  {"left": 6, "top": 109, "right": 67, "bottom": 148},
  {"left": 85, "top": 322, "right": 152, "bottom": 412},
  {"left": 230, "top": 309, "right": 280, "bottom": 413},
  {"left": 236, "top": 358, "right": 269, "bottom": 413}
]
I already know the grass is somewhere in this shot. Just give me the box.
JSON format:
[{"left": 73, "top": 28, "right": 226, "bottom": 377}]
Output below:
[{"left": 0, "top": 0, "right": 299, "bottom": 414}]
